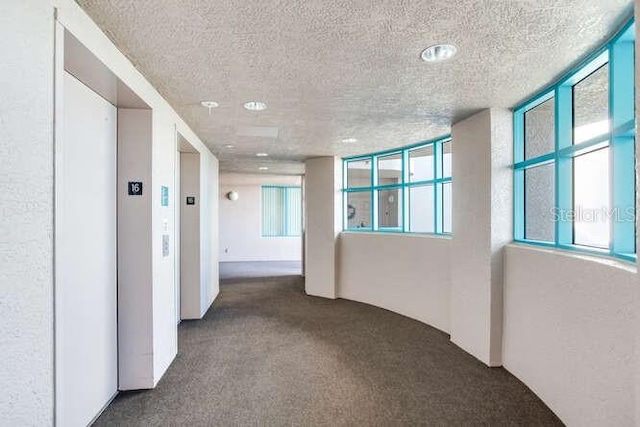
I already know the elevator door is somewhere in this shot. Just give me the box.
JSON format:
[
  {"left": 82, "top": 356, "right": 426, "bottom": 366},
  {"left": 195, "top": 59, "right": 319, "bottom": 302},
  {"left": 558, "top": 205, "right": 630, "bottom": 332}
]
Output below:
[{"left": 56, "top": 72, "right": 118, "bottom": 426}]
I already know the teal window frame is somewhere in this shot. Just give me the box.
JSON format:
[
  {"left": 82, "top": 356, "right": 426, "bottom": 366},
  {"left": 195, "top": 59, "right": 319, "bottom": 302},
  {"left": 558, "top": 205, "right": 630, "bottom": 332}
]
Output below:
[
  {"left": 513, "top": 18, "right": 636, "bottom": 262},
  {"left": 342, "top": 135, "right": 452, "bottom": 234},
  {"left": 261, "top": 185, "right": 302, "bottom": 237}
]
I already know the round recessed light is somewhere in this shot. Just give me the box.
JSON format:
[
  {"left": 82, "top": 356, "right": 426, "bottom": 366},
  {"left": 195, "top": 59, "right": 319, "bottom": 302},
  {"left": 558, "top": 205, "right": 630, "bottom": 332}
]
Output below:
[
  {"left": 259, "top": 166, "right": 269, "bottom": 171},
  {"left": 223, "top": 144, "right": 234, "bottom": 149},
  {"left": 256, "top": 152, "right": 269, "bottom": 157},
  {"left": 341, "top": 138, "right": 358, "bottom": 144},
  {"left": 420, "top": 44, "right": 457, "bottom": 62},
  {"left": 244, "top": 101, "right": 267, "bottom": 111}
]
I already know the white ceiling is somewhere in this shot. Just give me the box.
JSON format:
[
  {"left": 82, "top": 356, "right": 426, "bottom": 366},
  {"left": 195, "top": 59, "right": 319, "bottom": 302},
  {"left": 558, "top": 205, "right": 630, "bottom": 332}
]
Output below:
[{"left": 77, "top": 0, "right": 633, "bottom": 175}]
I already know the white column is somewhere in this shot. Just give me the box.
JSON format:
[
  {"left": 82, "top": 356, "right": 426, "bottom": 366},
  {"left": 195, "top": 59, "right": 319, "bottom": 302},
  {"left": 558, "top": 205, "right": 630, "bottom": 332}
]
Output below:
[
  {"left": 450, "top": 108, "right": 513, "bottom": 367},
  {"left": 304, "top": 157, "right": 342, "bottom": 299}
]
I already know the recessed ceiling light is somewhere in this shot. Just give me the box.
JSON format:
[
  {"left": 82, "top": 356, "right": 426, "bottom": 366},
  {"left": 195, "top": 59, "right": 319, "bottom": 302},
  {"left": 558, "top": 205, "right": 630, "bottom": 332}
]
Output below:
[
  {"left": 244, "top": 101, "right": 267, "bottom": 111},
  {"left": 256, "top": 152, "right": 269, "bottom": 157},
  {"left": 420, "top": 44, "right": 457, "bottom": 62},
  {"left": 259, "top": 166, "right": 269, "bottom": 171},
  {"left": 341, "top": 138, "right": 358, "bottom": 143},
  {"left": 223, "top": 144, "right": 234, "bottom": 149}
]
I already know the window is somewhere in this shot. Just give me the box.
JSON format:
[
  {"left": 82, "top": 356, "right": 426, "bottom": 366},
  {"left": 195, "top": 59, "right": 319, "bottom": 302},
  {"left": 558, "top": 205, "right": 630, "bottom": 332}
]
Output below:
[
  {"left": 343, "top": 135, "right": 452, "bottom": 234},
  {"left": 513, "top": 19, "right": 636, "bottom": 261},
  {"left": 261, "top": 186, "right": 302, "bottom": 237}
]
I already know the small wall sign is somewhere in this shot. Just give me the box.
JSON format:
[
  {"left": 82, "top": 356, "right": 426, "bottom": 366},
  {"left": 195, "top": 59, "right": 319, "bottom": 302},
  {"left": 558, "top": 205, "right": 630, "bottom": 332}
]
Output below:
[
  {"left": 186, "top": 196, "right": 196, "bottom": 205},
  {"left": 161, "top": 186, "right": 169, "bottom": 206},
  {"left": 128, "top": 182, "right": 143, "bottom": 196}
]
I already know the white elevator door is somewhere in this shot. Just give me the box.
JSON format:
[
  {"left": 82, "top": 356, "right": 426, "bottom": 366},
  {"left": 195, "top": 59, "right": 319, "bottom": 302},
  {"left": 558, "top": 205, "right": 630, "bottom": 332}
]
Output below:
[{"left": 56, "top": 72, "right": 118, "bottom": 427}]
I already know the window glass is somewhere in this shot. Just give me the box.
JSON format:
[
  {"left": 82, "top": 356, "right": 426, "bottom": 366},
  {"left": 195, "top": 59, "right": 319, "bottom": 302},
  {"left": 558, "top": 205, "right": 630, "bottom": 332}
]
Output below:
[
  {"left": 347, "top": 159, "right": 371, "bottom": 188},
  {"left": 346, "top": 191, "right": 372, "bottom": 229},
  {"left": 377, "top": 153, "right": 402, "bottom": 186},
  {"left": 525, "top": 97, "right": 555, "bottom": 159},
  {"left": 524, "top": 163, "right": 555, "bottom": 242},
  {"left": 409, "top": 145, "right": 434, "bottom": 182},
  {"left": 408, "top": 185, "right": 434, "bottom": 233},
  {"left": 573, "top": 147, "right": 610, "bottom": 248},
  {"left": 378, "top": 188, "right": 403, "bottom": 228},
  {"left": 573, "top": 65, "right": 610, "bottom": 145},
  {"left": 442, "top": 141, "right": 452, "bottom": 178},
  {"left": 443, "top": 182, "right": 452, "bottom": 233}
]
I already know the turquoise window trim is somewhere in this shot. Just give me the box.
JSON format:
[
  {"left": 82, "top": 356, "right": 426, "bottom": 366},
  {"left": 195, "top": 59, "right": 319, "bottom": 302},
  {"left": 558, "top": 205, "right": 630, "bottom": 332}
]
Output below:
[
  {"left": 343, "top": 135, "right": 452, "bottom": 234},
  {"left": 261, "top": 185, "right": 302, "bottom": 237},
  {"left": 513, "top": 17, "right": 636, "bottom": 263}
]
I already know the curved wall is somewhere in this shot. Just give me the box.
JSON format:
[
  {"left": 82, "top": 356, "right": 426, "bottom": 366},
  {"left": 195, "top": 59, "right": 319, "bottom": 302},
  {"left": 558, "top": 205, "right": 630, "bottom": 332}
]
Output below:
[
  {"left": 337, "top": 232, "right": 451, "bottom": 334},
  {"left": 503, "top": 244, "right": 636, "bottom": 426}
]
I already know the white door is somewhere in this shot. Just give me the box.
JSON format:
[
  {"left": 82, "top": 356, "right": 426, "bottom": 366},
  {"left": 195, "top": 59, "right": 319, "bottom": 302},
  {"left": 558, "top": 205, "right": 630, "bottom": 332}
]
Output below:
[{"left": 55, "top": 72, "right": 118, "bottom": 426}]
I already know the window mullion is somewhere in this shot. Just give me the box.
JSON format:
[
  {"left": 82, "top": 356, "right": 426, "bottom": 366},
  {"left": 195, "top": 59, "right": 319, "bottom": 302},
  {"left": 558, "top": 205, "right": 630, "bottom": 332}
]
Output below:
[
  {"left": 372, "top": 155, "right": 378, "bottom": 231},
  {"left": 434, "top": 141, "right": 443, "bottom": 234},
  {"left": 556, "top": 85, "right": 573, "bottom": 247},
  {"left": 610, "top": 38, "right": 636, "bottom": 254}
]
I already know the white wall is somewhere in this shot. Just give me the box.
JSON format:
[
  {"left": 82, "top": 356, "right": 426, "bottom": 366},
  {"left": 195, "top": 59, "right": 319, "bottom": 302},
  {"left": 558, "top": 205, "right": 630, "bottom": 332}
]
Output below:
[
  {"left": 503, "top": 244, "right": 636, "bottom": 426},
  {"left": 219, "top": 173, "right": 301, "bottom": 262},
  {"left": 0, "top": 1, "right": 55, "bottom": 424},
  {"left": 450, "top": 108, "right": 512, "bottom": 367},
  {"left": 181, "top": 152, "right": 201, "bottom": 319},
  {"left": 338, "top": 233, "right": 451, "bottom": 333},
  {"left": 305, "top": 157, "right": 342, "bottom": 298},
  {"left": 199, "top": 152, "right": 220, "bottom": 316},
  {"left": 117, "top": 109, "right": 154, "bottom": 389}
]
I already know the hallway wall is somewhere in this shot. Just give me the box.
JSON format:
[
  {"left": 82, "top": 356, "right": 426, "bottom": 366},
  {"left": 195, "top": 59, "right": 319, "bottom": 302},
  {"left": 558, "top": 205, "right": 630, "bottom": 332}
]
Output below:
[
  {"left": 503, "top": 244, "right": 636, "bottom": 426},
  {"left": 0, "top": 1, "right": 55, "bottom": 424},
  {"left": 338, "top": 233, "right": 451, "bottom": 333},
  {"left": 219, "top": 173, "right": 302, "bottom": 262}
]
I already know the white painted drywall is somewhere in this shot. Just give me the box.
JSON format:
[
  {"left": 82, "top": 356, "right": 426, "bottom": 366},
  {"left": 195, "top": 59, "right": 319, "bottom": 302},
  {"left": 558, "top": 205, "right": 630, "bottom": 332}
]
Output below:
[
  {"left": 199, "top": 152, "right": 220, "bottom": 316},
  {"left": 338, "top": 232, "right": 451, "bottom": 333},
  {"left": 0, "top": 1, "right": 55, "bottom": 424},
  {"left": 503, "top": 244, "right": 636, "bottom": 426},
  {"left": 305, "top": 157, "right": 342, "bottom": 298},
  {"left": 117, "top": 108, "right": 154, "bottom": 389},
  {"left": 181, "top": 152, "right": 201, "bottom": 319},
  {"left": 219, "top": 173, "right": 302, "bottom": 262},
  {"left": 55, "top": 71, "right": 119, "bottom": 427},
  {"left": 450, "top": 108, "right": 512, "bottom": 366},
  {"left": 151, "top": 110, "right": 178, "bottom": 383}
]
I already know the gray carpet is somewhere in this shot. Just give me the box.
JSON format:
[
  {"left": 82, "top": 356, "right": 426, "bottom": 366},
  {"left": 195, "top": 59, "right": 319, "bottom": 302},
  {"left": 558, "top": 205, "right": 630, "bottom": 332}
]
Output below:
[
  {"left": 219, "top": 261, "right": 302, "bottom": 280},
  {"left": 94, "top": 276, "right": 562, "bottom": 426}
]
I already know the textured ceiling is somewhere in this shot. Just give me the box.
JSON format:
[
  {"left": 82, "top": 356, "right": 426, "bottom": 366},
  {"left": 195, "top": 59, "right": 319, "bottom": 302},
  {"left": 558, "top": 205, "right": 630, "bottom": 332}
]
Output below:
[{"left": 77, "top": 0, "right": 633, "bottom": 175}]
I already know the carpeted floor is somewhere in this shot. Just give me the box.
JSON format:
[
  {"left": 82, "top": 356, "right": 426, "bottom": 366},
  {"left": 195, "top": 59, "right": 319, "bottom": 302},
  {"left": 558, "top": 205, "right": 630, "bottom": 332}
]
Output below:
[{"left": 94, "top": 276, "right": 562, "bottom": 426}]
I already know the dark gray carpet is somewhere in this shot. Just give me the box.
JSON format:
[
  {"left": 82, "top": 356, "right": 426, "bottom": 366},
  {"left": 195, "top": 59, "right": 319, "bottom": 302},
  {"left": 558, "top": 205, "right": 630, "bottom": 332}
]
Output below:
[
  {"left": 94, "top": 276, "right": 562, "bottom": 426},
  {"left": 219, "top": 261, "right": 302, "bottom": 280}
]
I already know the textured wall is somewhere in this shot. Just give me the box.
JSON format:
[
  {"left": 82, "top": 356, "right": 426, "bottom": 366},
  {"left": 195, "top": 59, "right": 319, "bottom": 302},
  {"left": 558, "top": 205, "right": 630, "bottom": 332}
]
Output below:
[
  {"left": 305, "top": 157, "right": 342, "bottom": 299},
  {"left": 0, "top": 1, "right": 54, "bottom": 424},
  {"left": 338, "top": 233, "right": 451, "bottom": 333},
  {"left": 503, "top": 244, "right": 635, "bottom": 426},
  {"left": 450, "top": 108, "right": 512, "bottom": 367}
]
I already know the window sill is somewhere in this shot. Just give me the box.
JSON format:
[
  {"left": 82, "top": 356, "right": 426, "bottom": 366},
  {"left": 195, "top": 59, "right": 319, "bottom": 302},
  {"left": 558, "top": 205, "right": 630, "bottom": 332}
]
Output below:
[
  {"left": 508, "top": 241, "right": 637, "bottom": 273},
  {"left": 341, "top": 230, "right": 452, "bottom": 240}
]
